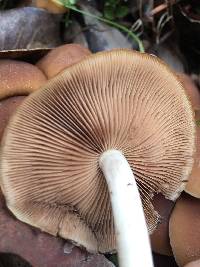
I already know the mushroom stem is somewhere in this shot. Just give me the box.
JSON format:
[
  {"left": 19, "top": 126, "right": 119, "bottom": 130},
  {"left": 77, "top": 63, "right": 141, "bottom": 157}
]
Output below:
[{"left": 99, "top": 149, "right": 153, "bottom": 267}]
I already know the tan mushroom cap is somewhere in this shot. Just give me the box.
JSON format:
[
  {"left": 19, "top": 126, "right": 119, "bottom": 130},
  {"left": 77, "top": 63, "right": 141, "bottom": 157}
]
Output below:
[
  {"left": 36, "top": 0, "right": 68, "bottom": 14},
  {"left": 0, "top": 60, "right": 47, "bottom": 100},
  {"left": 177, "top": 73, "right": 200, "bottom": 111},
  {"left": 184, "top": 259, "right": 200, "bottom": 267},
  {"left": 0, "top": 96, "right": 26, "bottom": 141},
  {"left": 150, "top": 194, "right": 174, "bottom": 256},
  {"left": 0, "top": 50, "right": 195, "bottom": 253},
  {"left": 36, "top": 44, "right": 91, "bottom": 79},
  {"left": 169, "top": 194, "right": 200, "bottom": 267},
  {"left": 185, "top": 110, "right": 200, "bottom": 197}
]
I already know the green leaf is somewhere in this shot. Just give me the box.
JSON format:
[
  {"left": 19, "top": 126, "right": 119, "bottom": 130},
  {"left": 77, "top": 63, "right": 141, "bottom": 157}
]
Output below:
[
  {"left": 61, "top": 0, "right": 77, "bottom": 7},
  {"left": 104, "top": 6, "right": 115, "bottom": 20},
  {"left": 68, "top": 0, "right": 77, "bottom": 5},
  {"left": 106, "top": 254, "right": 119, "bottom": 266},
  {"left": 115, "top": 5, "right": 129, "bottom": 18},
  {"left": 105, "top": 0, "right": 119, "bottom": 7}
]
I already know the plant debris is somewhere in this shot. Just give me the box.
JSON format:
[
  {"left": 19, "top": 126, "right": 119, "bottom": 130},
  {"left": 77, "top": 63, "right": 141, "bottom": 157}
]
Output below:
[{"left": 0, "top": 7, "right": 61, "bottom": 50}]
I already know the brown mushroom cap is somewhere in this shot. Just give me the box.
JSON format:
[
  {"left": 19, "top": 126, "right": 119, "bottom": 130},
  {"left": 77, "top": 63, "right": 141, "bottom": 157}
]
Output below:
[
  {"left": 169, "top": 194, "right": 200, "bottom": 267},
  {"left": 177, "top": 73, "right": 200, "bottom": 111},
  {"left": 185, "top": 110, "right": 200, "bottom": 197},
  {"left": 0, "top": 96, "right": 26, "bottom": 141},
  {"left": 150, "top": 194, "right": 174, "bottom": 256},
  {"left": 36, "top": 0, "right": 67, "bottom": 14},
  {"left": 36, "top": 44, "right": 91, "bottom": 79},
  {"left": 184, "top": 259, "right": 200, "bottom": 267},
  {"left": 0, "top": 60, "right": 47, "bottom": 100},
  {"left": 0, "top": 50, "right": 195, "bottom": 253}
]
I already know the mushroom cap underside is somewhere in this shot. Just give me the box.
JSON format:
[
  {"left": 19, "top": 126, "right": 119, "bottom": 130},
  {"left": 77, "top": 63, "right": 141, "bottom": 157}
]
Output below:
[
  {"left": 185, "top": 110, "right": 200, "bottom": 197},
  {"left": 0, "top": 49, "right": 195, "bottom": 253}
]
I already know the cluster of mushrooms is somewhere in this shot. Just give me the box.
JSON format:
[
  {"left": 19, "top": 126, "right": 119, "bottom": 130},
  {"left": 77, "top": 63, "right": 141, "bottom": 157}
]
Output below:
[{"left": 0, "top": 44, "right": 199, "bottom": 267}]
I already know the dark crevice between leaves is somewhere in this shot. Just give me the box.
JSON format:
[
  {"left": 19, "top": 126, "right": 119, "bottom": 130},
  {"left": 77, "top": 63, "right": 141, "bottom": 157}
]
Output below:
[
  {"left": 0, "top": 253, "right": 32, "bottom": 267},
  {"left": 0, "top": 0, "right": 19, "bottom": 10}
]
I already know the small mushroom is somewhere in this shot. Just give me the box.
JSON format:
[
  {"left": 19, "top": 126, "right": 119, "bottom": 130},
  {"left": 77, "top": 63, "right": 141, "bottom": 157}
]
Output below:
[
  {"left": 150, "top": 194, "right": 174, "bottom": 256},
  {"left": 1, "top": 50, "right": 195, "bottom": 267},
  {"left": 36, "top": 44, "right": 91, "bottom": 79},
  {"left": 0, "top": 96, "right": 26, "bottom": 141},
  {"left": 0, "top": 59, "right": 46, "bottom": 142},
  {"left": 0, "top": 60, "right": 47, "bottom": 99},
  {"left": 36, "top": 0, "right": 68, "bottom": 14},
  {"left": 184, "top": 259, "right": 200, "bottom": 267},
  {"left": 169, "top": 193, "right": 200, "bottom": 266}
]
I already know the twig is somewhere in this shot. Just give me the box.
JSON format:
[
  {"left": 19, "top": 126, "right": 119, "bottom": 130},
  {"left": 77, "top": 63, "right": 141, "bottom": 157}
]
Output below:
[{"left": 149, "top": 0, "right": 178, "bottom": 16}]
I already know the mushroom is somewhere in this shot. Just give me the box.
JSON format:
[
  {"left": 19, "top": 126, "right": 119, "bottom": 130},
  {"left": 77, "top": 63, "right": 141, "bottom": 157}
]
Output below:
[
  {"left": 36, "top": 44, "right": 91, "bottom": 79},
  {"left": 0, "top": 59, "right": 46, "bottom": 139},
  {"left": 184, "top": 259, "right": 200, "bottom": 267},
  {"left": 150, "top": 194, "right": 174, "bottom": 256},
  {"left": 176, "top": 73, "right": 200, "bottom": 197},
  {"left": 36, "top": 0, "right": 68, "bottom": 14},
  {"left": 0, "top": 46, "right": 91, "bottom": 142},
  {"left": 150, "top": 74, "right": 200, "bottom": 256},
  {"left": 184, "top": 109, "right": 200, "bottom": 197},
  {"left": 175, "top": 73, "right": 200, "bottom": 197},
  {"left": 169, "top": 193, "right": 200, "bottom": 266},
  {"left": 0, "top": 189, "right": 113, "bottom": 267},
  {"left": 149, "top": 72, "right": 200, "bottom": 261},
  {"left": 0, "top": 50, "right": 195, "bottom": 267},
  {"left": 177, "top": 73, "right": 200, "bottom": 111},
  {"left": 0, "top": 60, "right": 47, "bottom": 99},
  {"left": 0, "top": 96, "right": 26, "bottom": 141}
]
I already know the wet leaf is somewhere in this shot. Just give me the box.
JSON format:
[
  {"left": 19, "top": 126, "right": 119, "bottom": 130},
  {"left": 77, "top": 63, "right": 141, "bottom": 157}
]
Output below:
[
  {"left": 80, "top": 4, "right": 134, "bottom": 52},
  {"left": 0, "top": 7, "right": 61, "bottom": 50},
  {"left": 0, "top": 48, "right": 51, "bottom": 63}
]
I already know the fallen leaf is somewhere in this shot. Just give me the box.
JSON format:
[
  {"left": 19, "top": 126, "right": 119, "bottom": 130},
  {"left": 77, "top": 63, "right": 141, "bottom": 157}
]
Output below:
[{"left": 0, "top": 7, "right": 61, "bottom": 50}]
